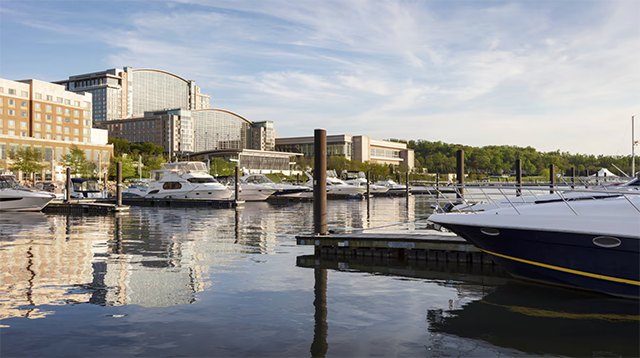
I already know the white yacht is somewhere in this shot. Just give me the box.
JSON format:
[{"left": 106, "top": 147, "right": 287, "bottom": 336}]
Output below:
[
  {"left": 145, "top": 162, "right": 232, "bottom": 200},
  {"left": 216, "top": 174, "right": 278, "bottom": 201},
  {"left": 241, "top": 174, "right": 310, "bottom": 199},
  {"left": 343, "top": 172, "right": 389, "bottom": 194},
  {"left": 304, "top": 171, "right": 367, "bottom": 196},
  {"left": 373, "top": 179, "right": 407, "bottom": 194},
  {"left": 0, "top": 174, "right": 56, "bottom": 211},
  {"left": 70, "top": 178, "right": 104, "bottom": 199}
]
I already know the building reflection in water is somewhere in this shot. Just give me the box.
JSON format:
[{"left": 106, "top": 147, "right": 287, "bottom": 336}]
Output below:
[{"left": 0, "top": 204, "right": 304, "bottom": 322}]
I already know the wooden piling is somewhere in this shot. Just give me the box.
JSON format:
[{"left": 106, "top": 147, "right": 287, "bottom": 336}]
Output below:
[
  {"left": 570, "top": 166, "right": 575, "bottom": 189},
  {"left": 235, "top": 166, "right": 240, "bottom": 203},
  {"left": 456, "top": 149, "right": 464, "bottom": 198},
  {"left": 116, "top": 162, "right": 122, "bottom": 207},
  {"left": 515, "top": 158, "right": 522, "bottom": 196},
  {"left": 405, "top": 172, "right": 409, "bottom": 197},
  {"left": 549, "top": 164, "right": 555, "bottom": 194},
  {"left": 65, "top": 167, "right": 71, "bottom": 203},
  {"left": 314, "top": 129, "right": 327, "bottom": 235}
]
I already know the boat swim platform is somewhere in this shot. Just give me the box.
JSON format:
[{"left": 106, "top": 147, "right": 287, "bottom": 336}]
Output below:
[
  {"left": 296, "top": 231, "right": 497, "bottom": 265},
  {"left": 43, "top": 200, "right": 130, "bottom": 214}
]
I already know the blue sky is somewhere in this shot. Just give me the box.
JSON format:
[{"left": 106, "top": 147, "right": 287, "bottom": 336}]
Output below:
[{"left": 1, "top": 0, "right": 638, "bottom": 155}]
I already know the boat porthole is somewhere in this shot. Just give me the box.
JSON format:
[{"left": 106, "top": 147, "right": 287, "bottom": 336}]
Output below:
[
  {"left": 208, "top": 192, "right": 212, "bottom": 194},
  {"left": 196, "top": 193, "right": 199, "bottom": 195},
  {"left": 480, "top": 228, "right": 500, "bottom": 236},
  {"left": 592, "top": 236, "right": 621, "bottom": 248}
]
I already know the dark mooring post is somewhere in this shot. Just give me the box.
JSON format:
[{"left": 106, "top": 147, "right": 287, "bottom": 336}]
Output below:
[
  {"left": 310, "top": 267, "right": 328, "bottom": 358},
  {"left": 515, "top": 158, "right": 522, "bottom": 196},
  {"left": 549, "top": 164, "right": 555, "bottom": 194},
  {"left": 314, "top": 129, "right": 327, "bottom": 236},
  {"left": 366, "top": 171, "right": 371, "bottom": 198},
  {"left": 570, "top": 166, "right": 575, "bottom": 189},
  {"left": 116, "top": 162, "right": 122, "bottom": 207},
  {"left": 235, "top": 166, "right": 240, "bottom": 203},
  {"left": 65, "top": 167, "right": 71, "bottom": 203},
  {"left": 456, "top": 149, "right": 465, "bottom": 198},
  {"left": 405, "top": 172, "right": 409, "bottom": 197}
]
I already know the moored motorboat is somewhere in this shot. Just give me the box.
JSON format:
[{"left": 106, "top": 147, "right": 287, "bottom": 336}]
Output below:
[
  {"left": 343, "top": 172, "right": 389, "bottom": 194},
  {"left": 145, "top": 162, "right": 232, "bottom": 200},
  {"left": 373, "top": 179, "right": 407, "bottom": 195},
  {"left": 0, "top": 174, "right": 56, "bottom": 211},
  {"left": 428, "top": 191, "right": 640, "bottom": 298}
]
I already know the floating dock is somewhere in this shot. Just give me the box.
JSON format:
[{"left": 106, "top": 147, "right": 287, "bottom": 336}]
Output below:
[
  {"left": 296, "top": 231, "right": 496, "bottom": 265},
  {"left": 43, "top": 200, "right": 130, "bottom": 214},
  {"left": 122, "top": 197, "right": 242, "bottom": 208}
]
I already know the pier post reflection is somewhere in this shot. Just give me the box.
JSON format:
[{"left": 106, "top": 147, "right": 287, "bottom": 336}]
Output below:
[{"left": 310, "top": 267, "right": 328, "bottom": 358}]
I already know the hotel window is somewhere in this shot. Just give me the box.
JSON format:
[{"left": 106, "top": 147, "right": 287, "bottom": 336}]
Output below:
[
  {"left": 84, "top": 110, "right": 91, "bottom": 118},
  {"left": 46, "top": 95, "right": 53, "bottom": 101},
  {"left": 65, "top": 99, "right": 71, "bottom": 105},
  {"left": 84, "top": 120, "right": 90, "bottom": 126},
  {"left": 8, "top": 109, "right": 15, "bottom": 116},
  {"left": 45, "top": 124, "right": 52, "bottom": 131},
  {"left": 35, "top": 113, "right": 41, "bottom": 120},
  {"left": 21, "top": 91, "right": 28, "bottom": 98},
  {"left": 8, "top": 99, "right": 15, "bottom": 106},
  {"left": 34, "top": 133, "right": 42, "bottom": 138},
  {"left": 56, "top": 107, "right": 62, "bottom": 113},
  {"left": 74, "top": 137, "right": 79, "bottom": 142},
  {"left": 45, "top": 134, "right": 52, "bottom": 139},
  {"left": 46, "top": 114, "right": 52, "bottom": 121},
  {"left": 0, "top": 87, "right": 3, "bottom": 93},
  {"left": 83, "top": 128, "right": 90, "bottom": 135},
  {"left": 0, "top": 98, "right": 2, "bottom": 104},
  {"left": 64, "top": 136, "right": 70, "bottom": 141},
  {"left": 74, "top": 110, "right": 79, "bottom": 117},
  {"left": 8, "top": 120, "right": 15, "bottom": 127},
  {"left": 46, "top": 105, "right": 52, "bottom": 112},
  {"left": 35, "top": 93, "right": 42, "bottom": 99},
  {"left": 74, "top": 119, "right": 79, "bottom": 125},
  {"left": 64, "top": 127, "right": 70, "bottom": 133},
  {"left": 21, "top": 101, "right": 28, "bottom": 108},
  {"left": 7, "top": 130, "right": 16, "bottom": 136},
  {"left": 57, "top": 116, "right": 63, "bottom": 123},
  {"left": 0, "top": 108, "right": 2, "bottom": 114},
  {"left": 74, "top": 101, "right": 80, "bottom": 106},
  {"left": 21, "top": 132, "right": 27, "bottom": 137},
  {"left": 20, "top": 122, "right": 27, "bottom": 129},
  {"left": 56, "top": 125, "right": 62, "bottom": 132},
  {"left": 57, "top": 97, "right": 63, "bottom": 103},
  {"left": 56, "top": 135, "right": 62, "bottom": 141},
  {"left": 8, "top": 89, "right": 15, "bottom": 95},
  {"left": 35, "top": 123, "right": 41, "bottom": 129},
  {"left": 73, "top": 128, "right": 79, "bottom": 134},
  {"left": 35, "top": 103, "right": 41, "bottom": 110},
  {"left": 65, "top": 108, "right": 70, "bottom": 115},
  {"left": 20, "top": 111, "right": 27, "bottom": 117},
  {"left": 65, "top": 118, "right": 70, "bottom": 123}
]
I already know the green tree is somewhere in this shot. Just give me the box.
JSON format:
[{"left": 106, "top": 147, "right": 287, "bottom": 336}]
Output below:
[
  {"left": 210, "top": 158, "right": 237, "bottom": 177},
  {"left": 9, "top": 147, "right": 46, "bottom": 183},
  {"left": 61, "top": 145, "right": 91, "bottom": 176},
  {"left": 108, "top": 155, "right": 137, "bottom": 179}
]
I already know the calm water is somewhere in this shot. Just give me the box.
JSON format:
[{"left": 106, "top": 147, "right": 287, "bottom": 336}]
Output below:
[{"left": 0, "top": 196, "right": 638, "bottom": 358}]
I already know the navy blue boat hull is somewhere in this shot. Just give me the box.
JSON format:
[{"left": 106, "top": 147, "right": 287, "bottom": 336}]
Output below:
[{"left": 441, "top": 224, "right": 640, "bottom": 298}]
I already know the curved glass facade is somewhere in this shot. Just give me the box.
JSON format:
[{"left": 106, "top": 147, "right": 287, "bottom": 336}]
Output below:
[
  {"left": 131, "top": 70, "right": 189, "bottom": 117},
  {"left": 192, "top": 110, "right": 252, "bottom": 152}
]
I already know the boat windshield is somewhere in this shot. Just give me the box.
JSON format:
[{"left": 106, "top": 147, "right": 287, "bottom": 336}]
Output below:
[
  {"left": 163, "top": 162, "right": 209, "bottom": 175},
  {"left": 73, "top": 180, "right": 101, "bottom": 192},
  {"left": 0, "top": 175, "right": 24, "bottom": 189},
  {"left": 187, "top": 178, "right": 219, "bottom": 184},
  {"left": 244, "top": 175, "right": 273, "bottom": 185}
]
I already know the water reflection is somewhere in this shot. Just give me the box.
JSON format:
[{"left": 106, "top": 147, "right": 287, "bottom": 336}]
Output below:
[{"left": 428, "top": 281, "right": 640, "bottom": 357}]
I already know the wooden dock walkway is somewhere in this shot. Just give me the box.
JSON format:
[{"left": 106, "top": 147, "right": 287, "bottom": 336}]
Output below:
[
  {"left": 296, "top": 230, "right": 496, "bottom": 265},
  {"left": 43, "top": 200, "right": 130, "bottom": 214}
]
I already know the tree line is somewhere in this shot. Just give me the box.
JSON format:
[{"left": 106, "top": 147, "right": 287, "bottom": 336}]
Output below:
[{"left": 390, "top": 139, "right": 638, "bottom": 177}]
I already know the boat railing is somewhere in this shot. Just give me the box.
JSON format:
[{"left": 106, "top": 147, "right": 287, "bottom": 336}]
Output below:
[{"left": 428, "top": 182, "right": 640, "bottom": 216}]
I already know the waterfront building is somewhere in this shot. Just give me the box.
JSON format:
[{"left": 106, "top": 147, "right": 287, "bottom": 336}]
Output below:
[
  {"left": 100, "top": 108, "right": 276, "bottom": 157},
  {"left": 275, "top": 134, "right": 415, "bottom": 171},
  {"left": 0, "top": 78, "right": 113, "bottom": 179},
  {"left": 55, "top": 67, "right": 211, "bottom": 123}
]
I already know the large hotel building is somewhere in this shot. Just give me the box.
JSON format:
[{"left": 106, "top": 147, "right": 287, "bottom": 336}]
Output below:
[{"left": 0, "top": 78, "right": 113, "bottom": 180}]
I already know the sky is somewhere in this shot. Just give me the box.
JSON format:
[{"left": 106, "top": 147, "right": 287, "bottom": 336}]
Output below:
[{"left": 1, "top": 0, "right": 639, "bottom": 156}]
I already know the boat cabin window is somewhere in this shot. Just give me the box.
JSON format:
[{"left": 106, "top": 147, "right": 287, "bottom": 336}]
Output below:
[
  {"left": 187, "top": 178, "right": 218, "bottom": 184},
  {"left": 72, "top": 180, "right": 100, "bottom": 192},
  {"left": 187, "top": 162, "right": 208, "bottom": 175},
  {"left": 0, "top": 176, "right": 23, "bottom": 189},
  {"left": 150, "top": 171, "right": 164, "bottom": 181},
  {"left": 244, "top": 175, "right": 271, "bottom": 184},
  {"left": 163, "top": 182, "right": 182, "bottom": 190}
]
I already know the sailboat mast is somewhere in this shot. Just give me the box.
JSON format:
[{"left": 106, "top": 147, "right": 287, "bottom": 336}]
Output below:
[{"left": 633, "top": 116, "right": 636, "bottom": 177}]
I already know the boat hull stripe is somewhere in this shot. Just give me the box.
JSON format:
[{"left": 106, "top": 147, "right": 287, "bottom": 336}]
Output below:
[{"left": 480, "top": 248, "right": 640, "bottom": 286}]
